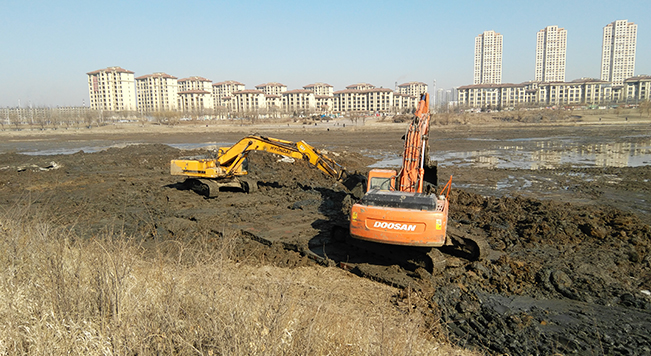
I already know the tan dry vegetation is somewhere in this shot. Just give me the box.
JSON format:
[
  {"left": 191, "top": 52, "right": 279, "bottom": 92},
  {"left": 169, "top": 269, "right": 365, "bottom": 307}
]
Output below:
[{"left": 0, "top": 207, "right": 478, "bottom": 355}]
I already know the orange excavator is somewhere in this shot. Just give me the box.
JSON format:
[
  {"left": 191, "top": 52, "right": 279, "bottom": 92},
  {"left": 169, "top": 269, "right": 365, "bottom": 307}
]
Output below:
[{"left": 349, "top": 93, "right": 485, "bottom": 267}]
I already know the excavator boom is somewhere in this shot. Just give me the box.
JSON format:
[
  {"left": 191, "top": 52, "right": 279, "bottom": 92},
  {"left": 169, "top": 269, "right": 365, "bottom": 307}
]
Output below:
[{"left": 171, "top": 135, "right": 345, "bottom": 197}]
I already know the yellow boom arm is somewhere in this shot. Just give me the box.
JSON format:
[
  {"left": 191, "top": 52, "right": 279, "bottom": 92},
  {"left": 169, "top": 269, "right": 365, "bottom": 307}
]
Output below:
[{"left": 171, "top": 135, "right": 346, "bottom": 180}]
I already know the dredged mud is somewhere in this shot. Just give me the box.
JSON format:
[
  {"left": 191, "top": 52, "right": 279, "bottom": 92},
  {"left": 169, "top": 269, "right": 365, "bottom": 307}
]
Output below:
[{"left": 0, "top": 130, "right": 650, "bottom": 355}]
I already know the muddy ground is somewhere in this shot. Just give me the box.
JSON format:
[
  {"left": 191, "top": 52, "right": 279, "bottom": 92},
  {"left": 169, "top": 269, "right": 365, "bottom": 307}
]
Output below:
[{"left": 1, "top": 123, "right": 650, "bottom": 355}]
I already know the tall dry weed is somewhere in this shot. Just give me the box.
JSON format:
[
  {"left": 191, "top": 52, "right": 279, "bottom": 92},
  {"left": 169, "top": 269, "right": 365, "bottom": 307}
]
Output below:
[{"left": 0, "top": 211, "right": 474, "bottom": 355}]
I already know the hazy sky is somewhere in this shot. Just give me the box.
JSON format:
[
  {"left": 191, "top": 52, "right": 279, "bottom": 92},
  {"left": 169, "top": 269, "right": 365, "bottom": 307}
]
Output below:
[{"left": 1, "top": 0, "right": 649, "bottom": 107}]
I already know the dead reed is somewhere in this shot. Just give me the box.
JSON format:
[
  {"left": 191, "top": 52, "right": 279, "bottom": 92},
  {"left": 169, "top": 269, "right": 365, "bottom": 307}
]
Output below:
[{"left": 0, "top": 210, "right": 474, "bottom": 355}]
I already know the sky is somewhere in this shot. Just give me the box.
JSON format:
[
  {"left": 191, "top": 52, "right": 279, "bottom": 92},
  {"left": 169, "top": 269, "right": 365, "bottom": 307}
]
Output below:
[{"left": 1, "top": 0, "right": 649, "bottom": 107}]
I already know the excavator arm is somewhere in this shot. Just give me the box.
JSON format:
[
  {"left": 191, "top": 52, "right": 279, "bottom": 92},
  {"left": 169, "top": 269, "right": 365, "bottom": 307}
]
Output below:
[{"left": 398, "top": 93, "right": 430, "bottom": 193}]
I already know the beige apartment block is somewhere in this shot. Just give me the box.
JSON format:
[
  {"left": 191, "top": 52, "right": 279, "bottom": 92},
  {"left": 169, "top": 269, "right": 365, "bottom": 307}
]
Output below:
[
  {"left": 474, "top": 31, "right": 503, "bottom": 85},
  {"left": 397, "top": 82, "right": 428, "bottom": 97},
  {"left": 457, "top": 79, "right": 619, "bottom": 108},
  {"left": 367, "top": 88, "right": 394, "bottom": 113},
  {"left": 540, "top": 82, "right": 584, "bottom": 105},
  {"left": 601, "top": 20, "right": 637, "bottom": 86},
  {"left": 303, "top": 83, "right": 334, "bottom": 96},
  {"left": 535, "top": 26, "right": 567, "bottom": 82},
  {"left": 220, "top": 96, "right": 236, "bottom": 112},
  {"left": 213, "top": 80, "right": 245, "bottom": 107},
  {"left": 178, "top": 90, "right": 214, "bottom": 113},
  {"left": 624, "top": 75, "right": 651, "bottom": 102},
  {"left": 135, "top": 72, "right": 178, "bottom": 113},
  {"left": 458, "top": 84, "right": 502, "bottom": 108},
  {"left": 282, "top": 89, "right": 316, "bottom": 113},
  {"left": 265, "top": 94, "right": 282, "bottom": 115},
  {"left": 392, "top": 93, "right": 419, "bottom": 112},
  {"left": 87, "top": 66, "right": 137, "bottom": 111},
  {"left": 255, "top": 82, "right": 287, "bottom": 96},
  {"left": 177, "top": 76, "right": 213, "bottom": 113},
  {"left": 315, "top": 95, "right": 334, "bottom": 113},
  {"left": 178, "top": 76, "right": 212, "bottom": 92},
  {"left": 346, "top": 83, "right": 375, "bottom": 91},
  {"left": 234, "top": 89, "right": 266, "bottom": 113},
  {"left": 334, "top": 89, "right": 367, "bottom": 112},
  {"left": 393, "top": 93, "right": 407, "bottom": 111},
  {"left": 569, "top": 78, "right": 612, "bottom": 104}
]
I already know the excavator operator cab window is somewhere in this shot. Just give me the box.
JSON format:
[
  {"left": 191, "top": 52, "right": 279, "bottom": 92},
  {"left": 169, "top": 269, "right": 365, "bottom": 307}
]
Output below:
[{"left": 369, "top": 177, "right": 393, "bottom": 191}]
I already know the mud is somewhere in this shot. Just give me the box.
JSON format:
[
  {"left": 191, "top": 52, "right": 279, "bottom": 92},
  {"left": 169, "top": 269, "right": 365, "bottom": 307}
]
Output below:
[{"left": 1, "top": 123, "right": 650, "bottom": 355}]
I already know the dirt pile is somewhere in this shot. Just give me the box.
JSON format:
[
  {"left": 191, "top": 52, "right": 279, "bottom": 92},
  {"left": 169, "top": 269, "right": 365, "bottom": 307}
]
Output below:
[{"left": 429, "top": 190, "right": 651, "bottom": 355}]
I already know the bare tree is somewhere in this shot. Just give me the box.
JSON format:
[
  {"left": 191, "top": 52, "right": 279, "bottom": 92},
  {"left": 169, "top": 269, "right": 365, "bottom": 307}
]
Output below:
[
  {"left": 614, "top": 105, "right": 623, "bottom": 117},
  {"left": 638, "top": 100, "right": 651, "bottom": 117}
]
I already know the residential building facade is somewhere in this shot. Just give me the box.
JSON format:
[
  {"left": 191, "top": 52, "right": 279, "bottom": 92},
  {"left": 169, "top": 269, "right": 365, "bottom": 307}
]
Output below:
[
  {"left": 255, "top": 82, "right": 287, "bottom": 96},
  {"left": 397, "top": 82, "right": 428, "bottom": 96},
  {"left": 535, "top": 26, "right": 567, "bottom": 82},
  {"left": 303, "top": 83, "right": 334, "bottom": 96},
  {"left": 474, "top": 30, "right": 503, "bottom": 85},
  {"left": 234, "top": 89, "right": 266, "bottom": 113},
  {"left": 282, "top": 89, "right": 316, "bottom": 113},
  {"left": 177, "top": 76, "right": 213, "bottom": 113},
  {"left": 623, "top": 75, "right": 651, "bottom": 102},
  {"left": 135, "top": 72, "right": 178, "bottom": 113},
  {"left": 87, "top": 66, "right": 137, "bottom": 111},
  {"left": 213, "top": 80, "right": 245, "bottom": 108},
  {"left": 601, "top": 20, "right": 638, "bottom": 86}
]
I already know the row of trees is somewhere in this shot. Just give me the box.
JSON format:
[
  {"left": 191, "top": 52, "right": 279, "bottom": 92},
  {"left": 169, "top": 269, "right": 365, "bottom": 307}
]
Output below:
[{"left": 2, "top": 100, "right": 649, "bottom": 131}]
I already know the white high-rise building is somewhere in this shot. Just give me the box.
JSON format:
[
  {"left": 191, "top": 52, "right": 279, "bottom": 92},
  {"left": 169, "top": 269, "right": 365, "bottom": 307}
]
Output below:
[
  {"left": 601, "top": 19, "right": 637, "bottom": 86},
  {"left": 87, "top": 66, "right": 137, "bottom": 111},
  {"left": 474, "top": 30, "right": 503, "bottom": 84},
  {"left": 535, "top": 26, "right": 567, "bottom": 82},
  {"left": 135, "top": 72, "right": 178, "bottom": 112}
]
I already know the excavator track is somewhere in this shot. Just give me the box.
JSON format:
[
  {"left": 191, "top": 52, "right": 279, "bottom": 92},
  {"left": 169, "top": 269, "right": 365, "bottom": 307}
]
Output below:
[
  {"left": 444, "top": 225, "right": 490, "bottom": 261},
  {"left": 184, "top": 177, "right": 257, "bottom": 197}
]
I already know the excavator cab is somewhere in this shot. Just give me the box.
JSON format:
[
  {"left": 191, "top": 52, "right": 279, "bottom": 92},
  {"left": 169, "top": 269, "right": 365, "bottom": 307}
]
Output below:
[{"left": 367, "top": 169, "right": 396, "bottom": 192}]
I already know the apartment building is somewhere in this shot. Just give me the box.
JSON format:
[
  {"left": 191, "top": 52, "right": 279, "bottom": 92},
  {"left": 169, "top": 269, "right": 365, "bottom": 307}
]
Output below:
[
  {"left": 333, "top": 89, "right": 362, "bottom": 112},
  {"left": 535, "top": 26, "right": 567, "bottom": 82},
  {"left": 177, "top": 76, "right": 213, "bottom": 113},
  {"left": 457, "top": 79, "right": 621, "bottom": 108},
  {"left": 234, "top": 89, "right": 266, "bottom": 112},
  {"left": 458, "top": 84, "right": 505, "bottom": 108},
  {"left": 178, "top": 76, "right": 212, "bottom": 92},
  {"left": 315, "top": 95, "right": 334, "bottom": 113},
  {"left": 601, "top": 20, "right": 638, "bottom": 86},
  {"left": 346, "top": 83, "right": 375, "bottom": 91},
  {"left": 255, "top": 82, "right": 287, "bottom": 96},
  {"left": 135, "top": 72, "right": 178, "bottom": 113},
  {"left": 367, "top": 88, "right": 394, "bottom": 113},
  {"left": 265, "top": 94, "right": 282, "bottom": 115},
  {"left": 282, "top": 89, "right": 316, "bottom": 113},
  {"left": 397, "top": 82, "right": 428, "bottom": 97},
  {"left": 87, "top": 66, "right": 137, "bottom": 111},
  {"left": 303, "top": 83, "right": 334, "bottom": 96},
  {"left": 474, "top": 30, "right": 503, "bottom": 85},
  {"left": 623, "top": 75, "right": 651, "bottom": 102},
  {"left": 213, "top": 80, "right": 245, "bottom": 108}
]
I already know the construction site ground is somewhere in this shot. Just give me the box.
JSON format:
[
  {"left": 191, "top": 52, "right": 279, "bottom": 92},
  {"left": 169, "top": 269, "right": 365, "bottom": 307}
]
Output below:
[{"left": 1, "top": 118, "right": 650, "bottom": 355}]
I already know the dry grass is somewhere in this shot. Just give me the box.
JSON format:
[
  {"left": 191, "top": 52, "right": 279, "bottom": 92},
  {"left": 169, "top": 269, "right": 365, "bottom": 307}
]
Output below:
[{"left": 0, "top": 208, "right": 478, "bottom": 356}]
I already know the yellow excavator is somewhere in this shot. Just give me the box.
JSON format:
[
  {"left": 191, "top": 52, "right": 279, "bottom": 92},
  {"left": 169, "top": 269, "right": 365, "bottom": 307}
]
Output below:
[{"left": 171, "top": 135, "right": 346, "bottom": 197}]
